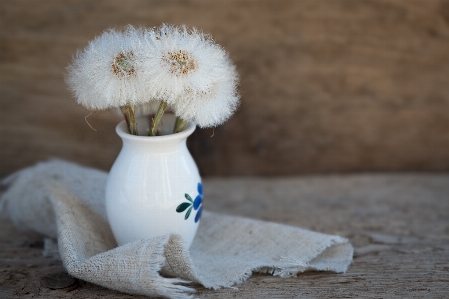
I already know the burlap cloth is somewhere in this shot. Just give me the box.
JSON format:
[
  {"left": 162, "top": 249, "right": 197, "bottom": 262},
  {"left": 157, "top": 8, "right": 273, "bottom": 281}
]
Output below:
[{"left": 0, "top": 160, "right": 353, "bottom": 298}]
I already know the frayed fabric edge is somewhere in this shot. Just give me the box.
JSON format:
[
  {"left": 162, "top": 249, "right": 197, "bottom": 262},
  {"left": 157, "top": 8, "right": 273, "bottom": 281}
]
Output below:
[
  {"left": 64, "top": 237, "right": 197, "bottom": 299},
  {"left": 201, "top": 268, "right": 255, "bottom": 291},
  {"left": 200, "top": 237, "right": 353, "bottom": 290}
]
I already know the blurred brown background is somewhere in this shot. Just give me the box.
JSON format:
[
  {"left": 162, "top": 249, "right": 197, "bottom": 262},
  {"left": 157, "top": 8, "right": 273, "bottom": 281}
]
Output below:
[{"left": 1, "top": 0, "right": 448, "bottom": 177}]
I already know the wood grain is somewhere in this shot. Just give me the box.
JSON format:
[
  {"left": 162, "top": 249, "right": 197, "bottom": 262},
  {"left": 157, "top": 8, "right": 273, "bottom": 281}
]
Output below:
[
  {"left": 1, "top": 0, "right": 449, "bottom": 177},
  {"left": 1, "top": 174, "right": 448, "bottom": 298}
]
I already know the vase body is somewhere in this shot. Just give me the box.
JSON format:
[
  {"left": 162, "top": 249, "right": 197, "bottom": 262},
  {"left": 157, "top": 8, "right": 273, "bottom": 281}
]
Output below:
[{"left": 105, "top": 114, "right": 202, "bottom": 248}]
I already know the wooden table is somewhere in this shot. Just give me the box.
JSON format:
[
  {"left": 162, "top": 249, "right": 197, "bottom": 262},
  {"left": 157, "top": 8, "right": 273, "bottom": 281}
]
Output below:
[{"left": 1, "top": 174, "right": 448, "bottom": 298}]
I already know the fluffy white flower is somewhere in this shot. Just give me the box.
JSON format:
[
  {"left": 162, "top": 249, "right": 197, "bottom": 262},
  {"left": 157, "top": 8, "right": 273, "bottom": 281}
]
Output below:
[
  {"left": 141, "top": 24, "right": 236, "bottom": 104},
  {"left": 67, "top": 24, "right": 239, "bottom": 133},
  {"left": 66, "top": 26, "right": 148, "bottom": 110},
  {"left": 173, "top": 70, "right": 239, "bottom": 128}
]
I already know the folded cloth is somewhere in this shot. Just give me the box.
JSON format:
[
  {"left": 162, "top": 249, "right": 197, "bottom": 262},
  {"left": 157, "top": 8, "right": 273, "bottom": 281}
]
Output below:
[{"left": 0, "top": 160, "right": 353, "bottom": 298}]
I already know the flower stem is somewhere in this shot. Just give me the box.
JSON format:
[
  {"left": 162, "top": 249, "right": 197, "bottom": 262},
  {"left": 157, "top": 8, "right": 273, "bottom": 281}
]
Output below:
[
  {"left": 128, "top": 104, "right": 138, "bottom": 135},
  {"left": 120, "top": 106, "right": 131, "bottom": 134},
  {"left": 173, "top": 116, "right": 187, "bottom": 134},
  {"left": 149, "top": 101, "right": 168, "bottom": 136}
]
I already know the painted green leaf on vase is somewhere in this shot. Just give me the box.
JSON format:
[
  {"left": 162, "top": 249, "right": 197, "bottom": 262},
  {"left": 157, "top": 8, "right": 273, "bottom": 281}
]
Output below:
[
  {"left": 185, "top": 193, "right": 193, "bottom": 203},
  {"left": 185, "top": 206, "right": 193, "bottom": 220},
  {"left": 176, "top": 202, "right": 192, "bottom": 212}
]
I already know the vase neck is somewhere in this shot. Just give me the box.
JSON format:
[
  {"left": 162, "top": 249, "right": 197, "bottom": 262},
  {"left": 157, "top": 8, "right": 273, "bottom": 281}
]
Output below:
[{"left": 115, "top": 114, "right": 196, "bottom": 153}]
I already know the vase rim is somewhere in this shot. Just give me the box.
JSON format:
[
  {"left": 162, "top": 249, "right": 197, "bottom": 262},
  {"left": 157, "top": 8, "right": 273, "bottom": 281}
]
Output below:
[{"left": 116, "top": 115, "right": 196, "bottom": 141}]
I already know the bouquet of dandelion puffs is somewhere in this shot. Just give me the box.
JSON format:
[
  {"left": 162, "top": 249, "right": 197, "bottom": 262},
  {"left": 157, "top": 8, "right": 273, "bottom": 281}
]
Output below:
[{"left": 66, "top": 25, "right": 239, "bottom": 136}]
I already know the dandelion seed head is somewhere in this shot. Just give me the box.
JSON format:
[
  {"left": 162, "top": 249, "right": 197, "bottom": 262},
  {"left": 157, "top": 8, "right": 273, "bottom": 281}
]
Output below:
[
  {"left": 173, "top": 67, "right": 240, "bottom": 128},
  {"left": 111, "top": 51, "right": 135, "bottom": 77},
  {"left": 66, "top": 26, "right": 149, "bottom": 110},
  {"left": 163, "top": 50, "right": 196, "bottom": 75},
  {"left": 140, "top": 24, "right": 235, "bottom": 104}
]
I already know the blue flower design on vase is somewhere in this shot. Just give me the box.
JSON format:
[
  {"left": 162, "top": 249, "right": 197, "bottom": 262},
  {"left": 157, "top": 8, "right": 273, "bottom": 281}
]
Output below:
[{"left": 176, "top": 183, "right": 203, "bottom": 223}]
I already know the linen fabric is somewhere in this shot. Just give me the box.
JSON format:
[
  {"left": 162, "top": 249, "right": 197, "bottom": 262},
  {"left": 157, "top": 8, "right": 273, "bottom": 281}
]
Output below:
[{"left": 0, "top": 160, "right": 353, "bottom": 298}]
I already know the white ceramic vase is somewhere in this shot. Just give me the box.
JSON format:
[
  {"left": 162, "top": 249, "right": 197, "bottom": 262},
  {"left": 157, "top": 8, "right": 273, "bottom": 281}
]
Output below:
[{"left": 105, "top": 114, "right": 202, "bottom": 248}]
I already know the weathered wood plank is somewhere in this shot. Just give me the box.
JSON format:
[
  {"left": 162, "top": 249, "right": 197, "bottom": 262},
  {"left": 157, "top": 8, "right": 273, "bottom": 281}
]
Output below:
[
  {"left": 1, "top": 174, "right": 448, "bottom": 298},
  {"left": 1, "top": 0, "right": 449, "bottom": 177}
]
